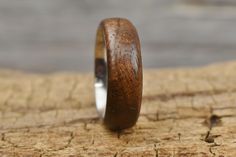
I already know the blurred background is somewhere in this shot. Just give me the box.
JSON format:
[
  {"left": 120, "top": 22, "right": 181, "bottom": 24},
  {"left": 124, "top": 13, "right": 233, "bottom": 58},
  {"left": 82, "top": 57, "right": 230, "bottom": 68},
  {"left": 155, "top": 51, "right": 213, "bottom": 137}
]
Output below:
[{"left": 0, "top": 0, "right": 236, "bottom": 73}]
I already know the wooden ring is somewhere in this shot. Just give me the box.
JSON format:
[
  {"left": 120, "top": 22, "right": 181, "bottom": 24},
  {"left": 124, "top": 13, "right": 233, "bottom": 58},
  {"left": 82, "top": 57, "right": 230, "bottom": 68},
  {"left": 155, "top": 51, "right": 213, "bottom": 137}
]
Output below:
[{"left": 94, "top": 18, "right": 143, "bottom": 130}]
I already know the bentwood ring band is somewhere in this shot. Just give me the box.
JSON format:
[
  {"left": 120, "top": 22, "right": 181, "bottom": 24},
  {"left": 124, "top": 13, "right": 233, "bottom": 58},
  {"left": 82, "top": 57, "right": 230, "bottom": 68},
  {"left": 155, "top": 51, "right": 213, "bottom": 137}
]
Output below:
[{"left": 94, "top": 18, "right": 143, "bottom": 130}]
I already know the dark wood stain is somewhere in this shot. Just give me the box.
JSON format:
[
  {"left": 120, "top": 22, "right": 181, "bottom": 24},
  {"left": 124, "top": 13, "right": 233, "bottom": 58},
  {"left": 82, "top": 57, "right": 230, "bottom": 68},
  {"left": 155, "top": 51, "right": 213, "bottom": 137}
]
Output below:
[{"left": 97, "top": 18, "right": 143, "bottom": 130}]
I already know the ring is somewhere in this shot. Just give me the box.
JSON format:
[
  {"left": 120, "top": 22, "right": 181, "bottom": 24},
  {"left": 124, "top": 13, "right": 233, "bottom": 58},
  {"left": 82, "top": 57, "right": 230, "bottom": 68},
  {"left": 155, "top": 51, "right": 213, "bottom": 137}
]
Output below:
[{"left": 94, "top": 18, "right": 143, "bottom": 130}]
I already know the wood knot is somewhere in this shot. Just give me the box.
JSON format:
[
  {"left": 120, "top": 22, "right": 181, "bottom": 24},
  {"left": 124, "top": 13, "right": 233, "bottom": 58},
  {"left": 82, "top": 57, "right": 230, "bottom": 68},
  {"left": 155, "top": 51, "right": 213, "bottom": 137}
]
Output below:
[{"left": 204, "top": 114, "right": 222, "bottom": 129}]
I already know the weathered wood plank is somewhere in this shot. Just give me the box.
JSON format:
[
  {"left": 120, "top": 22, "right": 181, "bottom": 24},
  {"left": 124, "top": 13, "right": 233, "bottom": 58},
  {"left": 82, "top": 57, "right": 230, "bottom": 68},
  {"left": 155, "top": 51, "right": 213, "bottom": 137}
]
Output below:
[{"left": 0, "top": 61, "right": 236, "bottom": 156}]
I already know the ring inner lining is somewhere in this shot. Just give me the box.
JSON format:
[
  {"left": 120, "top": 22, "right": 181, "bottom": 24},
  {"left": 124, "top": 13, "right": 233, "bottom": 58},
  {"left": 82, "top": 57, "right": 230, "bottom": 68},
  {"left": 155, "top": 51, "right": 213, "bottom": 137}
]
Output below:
[{"left": 95, "top": 27, "right": 107, "bottom": 118}]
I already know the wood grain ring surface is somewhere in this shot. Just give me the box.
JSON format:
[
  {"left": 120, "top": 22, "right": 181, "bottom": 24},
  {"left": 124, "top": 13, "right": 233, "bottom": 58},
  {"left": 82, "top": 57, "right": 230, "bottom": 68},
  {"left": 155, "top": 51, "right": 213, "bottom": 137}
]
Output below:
[{"left": 95, "top": 18, "right": 142, "bottom": 130}]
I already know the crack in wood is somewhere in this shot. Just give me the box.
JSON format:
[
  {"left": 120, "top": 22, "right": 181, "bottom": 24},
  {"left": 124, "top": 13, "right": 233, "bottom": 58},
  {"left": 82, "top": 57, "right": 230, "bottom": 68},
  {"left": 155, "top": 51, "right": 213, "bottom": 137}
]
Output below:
[
  {"left": 143, "top": 88, "right": 236, "bottom": 102},
  {"left": 154, "top": 144, "right": 159, "bottom": 157},
  {"left": 1, "top": 133, "right": 19, "bottom": 148}
]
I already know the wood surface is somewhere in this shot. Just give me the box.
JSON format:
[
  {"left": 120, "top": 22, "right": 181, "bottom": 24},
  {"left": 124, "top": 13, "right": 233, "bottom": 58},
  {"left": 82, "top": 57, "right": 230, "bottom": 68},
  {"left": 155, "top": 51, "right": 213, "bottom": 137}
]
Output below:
[
  {"left": 0, "top": 61, "right": 236, "bottom": 156},
  {"left": 96, "top": 18, "right": 142, "bottom": 130}
]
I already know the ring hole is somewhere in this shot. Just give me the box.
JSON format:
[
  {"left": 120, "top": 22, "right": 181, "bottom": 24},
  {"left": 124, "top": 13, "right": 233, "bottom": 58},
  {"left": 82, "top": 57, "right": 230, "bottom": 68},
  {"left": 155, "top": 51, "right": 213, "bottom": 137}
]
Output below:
[{"left": 95, "top": 27, "right": 107, "bottom": 118}]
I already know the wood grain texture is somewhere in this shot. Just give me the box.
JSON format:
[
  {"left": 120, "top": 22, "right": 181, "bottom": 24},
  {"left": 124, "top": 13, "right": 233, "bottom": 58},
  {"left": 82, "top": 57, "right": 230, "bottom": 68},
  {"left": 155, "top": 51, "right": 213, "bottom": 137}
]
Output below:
[
  {"left": 96, "top": 18, "right": 142, "bottom": 130},
  {"left": 0, "top": 61, "right": 236, "bottom": 156}
]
